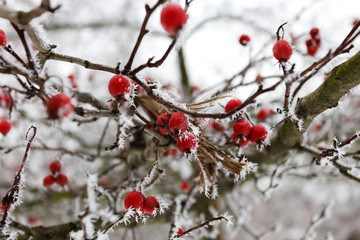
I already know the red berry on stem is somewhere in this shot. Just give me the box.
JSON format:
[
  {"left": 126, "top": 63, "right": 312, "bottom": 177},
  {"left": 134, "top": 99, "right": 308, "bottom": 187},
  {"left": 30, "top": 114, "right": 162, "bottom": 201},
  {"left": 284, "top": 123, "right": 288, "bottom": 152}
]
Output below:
[
  {"left": 305, "top": 39, "right": 318, "bottom": 56},
  {"left": 169, "top": 112, "right": 188, "bottom": 134},
  {"left": 225, "top": 99, "right": 242, "bottom": 113},
  {"left": 43, "top": 175, "right": 55, "bottom": 188},
  {"left": 177, "top": 228, "right": 184, "bottom": 235},
  {"left": 232, "top": 133, "right": 250, "bottom": 147},
  {"left": 156, "top": 113, "right": 171, "bottom": 135},
  {"left": 46, "top": 93, "right": 73, "bottom": 119},
  {"left": 309, "top": 27, "right": 320, "bottom": 38},
  {"left": 239, "top": 34, "right": 251, "bottom": 46},
  {"left": 141, "top": 196, "right": 159, "bottom": 214},
  {"left": 0, "top": 121, "right": 11, "bottom": 135},
  {"left": 0, "top": 29, "right": 7, "bottom": 47},
  {"left": 273, "top": 40, "right": 293, "bottom": 61},
  {"left": 176, "top": 132, "right": 197, "bottom": 153},
  {"left": 49, "top": 160, "right": 61, "bottom": 173},
  {"left": 124, "top": 191, "right": 144, "bottom": 210},
  {"left": 108, "top": 75, "right": 131, "bottom": 98},
  {"left": 55, "top": 173, "right": 68, "bottom": 186},
  {"left": 233, "top": 119, "right": 251, "bottom": 136},
  {"left": 160, "top": 4, "right": 188, "bottom": 36},
  {"left": 248, "top": 124, "right": 268, "bottom": 143},
  {"left": 210, "top": 119, "right": 225, "bottom": 132}
]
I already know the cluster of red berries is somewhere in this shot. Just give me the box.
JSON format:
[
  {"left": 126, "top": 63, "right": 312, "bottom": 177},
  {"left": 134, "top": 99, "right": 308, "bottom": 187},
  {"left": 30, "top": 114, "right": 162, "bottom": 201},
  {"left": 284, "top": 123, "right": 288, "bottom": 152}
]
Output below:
[
  {"left": 124, "top": 191, "right": 159, "bottom": 214},
  {"left": 0, "top": 29, "right": 7, "bottom": 47},
  {"left": 46, "top": 93, "right": 73, "bottom": 119},
  {"left": 160, "top": 4, "right": 188, "bottom": 36},
  {"left": 43, "top": 160, "right": 68, "bottom": 188},
  {"left": 305, "top": 27, "right": 321, "bottom": 56},
  {"left": 0, "top": 120, "right": 11, "bottom": 135},
  {"left": 239, "top": 34, "right": 251, "bottom": 46},
  {"left": 224, "top": 99, "right": 268, "bottom": 147},
  {"left": 156, "top": 112, "right": 197, "bottom": 154},
  {"left": 273, "top": 39, "right": 293, "bottom": 62}
]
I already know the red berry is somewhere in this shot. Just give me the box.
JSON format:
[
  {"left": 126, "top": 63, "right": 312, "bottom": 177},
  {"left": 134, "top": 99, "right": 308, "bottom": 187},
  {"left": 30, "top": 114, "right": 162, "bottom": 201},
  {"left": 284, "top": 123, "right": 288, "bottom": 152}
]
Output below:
[
  {"left": 156, "top": 113, "right": 171, "bottom": 135},
  {"left": 124, "top": 191, "right": 144, "bottom": 210},
  {"left": 163, "top": 148, "right": 178, "bottom": 156},
  {"left": 210, "top": 119, "right": 225, "bottom": 132},
  {"left": 0, "top": 121, "right": 11, "bottom": 135},
  {"left": 141, "top": 196, "right": 159, "bottom": 214},
  {"left": 0, "top": 29, "right": 7, "bottom": 47},
  {"left": 0, "top": 93, "right": 11, "bottom": 109},
  {"left": 1, "top": 204, "right": 6, "bottom": 213},
  {"left": 46, "top": 93, "right": 73, "bottom": 119},
  {"left": 305, "top": 39, "right": 318, "bottom": 56},
  {"left": 108, "top": 75, "right": 131, "bottom": 98},
  {"left": 169, "top": 112, "right": 188, "bottom": 134},
  {"left": 239, "top": 34, "right": 251, "bottom": 46},
  {"left": 177, "top": 228, "right": 184, "bottom": 235},
  {"left": 309, "top": 27, "right": 320, "bottom": 39},
  {"left": 180, "top": 181, "right": 190, "bottom": 192},
  {"left": 49, "top": 160, "right": 61, "bottom": 173},
  {"left": 232, "top": 133, "right": 249, "bottom": 147},
  {"left": 43, "top": 175, "right": 55, "bottom": 188},
  {"left": 176, "top": 132, "right": 197, "bottom": 153},
  {"left": 247, "top": 124, "right": 268, "bottom": 143},
  {"left": 160, "top": 4, "right": 188, "bottom": 36},
  {"left": 233, "top": 119, "right": 251, "bottom": 136},
  {"left": 55, "top": 173, "right": 68, "bottom": 186},
  {"left": 225, "top": 99, "right": 242, "bottom": 113},
  {"left": 257, "top": 109, "right": 276, "bottom": 121},
  {"left": 272, "top": 40, "right": 293, "bottom": 61}
]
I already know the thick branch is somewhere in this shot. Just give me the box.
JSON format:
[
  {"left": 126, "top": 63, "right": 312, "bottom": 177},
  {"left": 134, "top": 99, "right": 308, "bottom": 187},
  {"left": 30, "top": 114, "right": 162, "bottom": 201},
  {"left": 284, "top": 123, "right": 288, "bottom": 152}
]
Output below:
[{"left": 251, "top": 51, "right": 360, "bottom": 165}]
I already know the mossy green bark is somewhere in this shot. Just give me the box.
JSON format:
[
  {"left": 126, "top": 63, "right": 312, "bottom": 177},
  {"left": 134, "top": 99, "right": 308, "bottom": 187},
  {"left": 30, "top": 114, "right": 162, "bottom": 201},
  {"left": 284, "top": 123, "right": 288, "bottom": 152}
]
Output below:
[{"left": 251, "top": 51, "right": 360, "bottom": 165}]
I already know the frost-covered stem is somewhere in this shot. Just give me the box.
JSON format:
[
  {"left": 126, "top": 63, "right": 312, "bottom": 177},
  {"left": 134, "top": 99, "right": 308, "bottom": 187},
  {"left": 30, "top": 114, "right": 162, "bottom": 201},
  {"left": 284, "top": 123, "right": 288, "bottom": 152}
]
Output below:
[
  {"left": 46, "top": 52, "right": 118, "bottom": 73},
  {"left": 173, "top": 216, "right": 229, "bottom": 239},
  {"left": 301, "top": 204, "right": 331, "bottom": 240},
  {"left": 102, "top": 211, "right": 127, "bottom": 234},
  {"left": 10, "top": 22, "right": 39, "bottom": 80},
  {"left": 97, "top": 119, "right": 111, "bottom": 157},
  {"left": 122, "top": 0, "right": 166, "bottom": 74},
  {"left": 4, "top": 45, "right": 27, "bottom": 68},
  {"left": 1, "top": 126, "right": 36, "bottom": 226}
]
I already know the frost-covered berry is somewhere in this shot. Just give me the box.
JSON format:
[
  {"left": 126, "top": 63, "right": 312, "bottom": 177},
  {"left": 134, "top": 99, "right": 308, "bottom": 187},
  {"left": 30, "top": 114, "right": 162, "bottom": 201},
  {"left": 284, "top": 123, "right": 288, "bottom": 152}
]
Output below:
[
  {"left": 239, "top": 34, "right": 251, "bottom": 46},
  {"left": 141, "top": 196, "right": 159, "bottom": 214},
  {"left": 0, "top": 121, "right": 11, "bottom": 135},
  {"left": 156, "top": 113, "right": 171, "bottom": 135},
  {"left": 257, "top": 109, "right": 276, "bottom": 121},
  {"left": 49, "top": 160, "right": 61, "bottom": 173},
  {"left": 55, "top": 173, "right": 68, "bottom": 186},
  {"left": 176, "top": 132, "right": 197, "bottom": 153},
  {"left": 210, "top": 119, "right": 225, "bottom": 132},
  {"left": 309, "top": 27, "right": 320, "bottom": 38},
  {"left": 124, "top": 191, "right": 144, "bottom": 210},
  {"left": 233, "top": 119, "right": 251, "bottom": 136},
  {"left": 232, "top": 133, "right": 249, "bottom": 147},
  {"left": 305, "top": 39, "right": 318, "bottom": 56},
  {"left": 160, "top": 4, "right": 188, "bottom": 36},
  {"left": 225, "top": 99, "right": 242, "bottom": 113},
  {"left": 46, "top": 93, "right": 73, "bottom": 119},
  {"left": 273, "top": 40, "right": 293, "bottom": 61},
  {"left": 169, "top": 112, "right": 188, "bottom": 134},
  {"left": 108, "top": 75, "right": 131, "bottom": 98},
  {"left": 43, "top": 175, "right": 55, "bottom": 188},
  {"left": 0, "top": 29, "right": 7, "bottom": 47},
  {"left": 247, "top": 124, "right": 268, "bottom": 143},
  {"left": 0, "top": 92, "right": 11, "bottom": 109}
]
